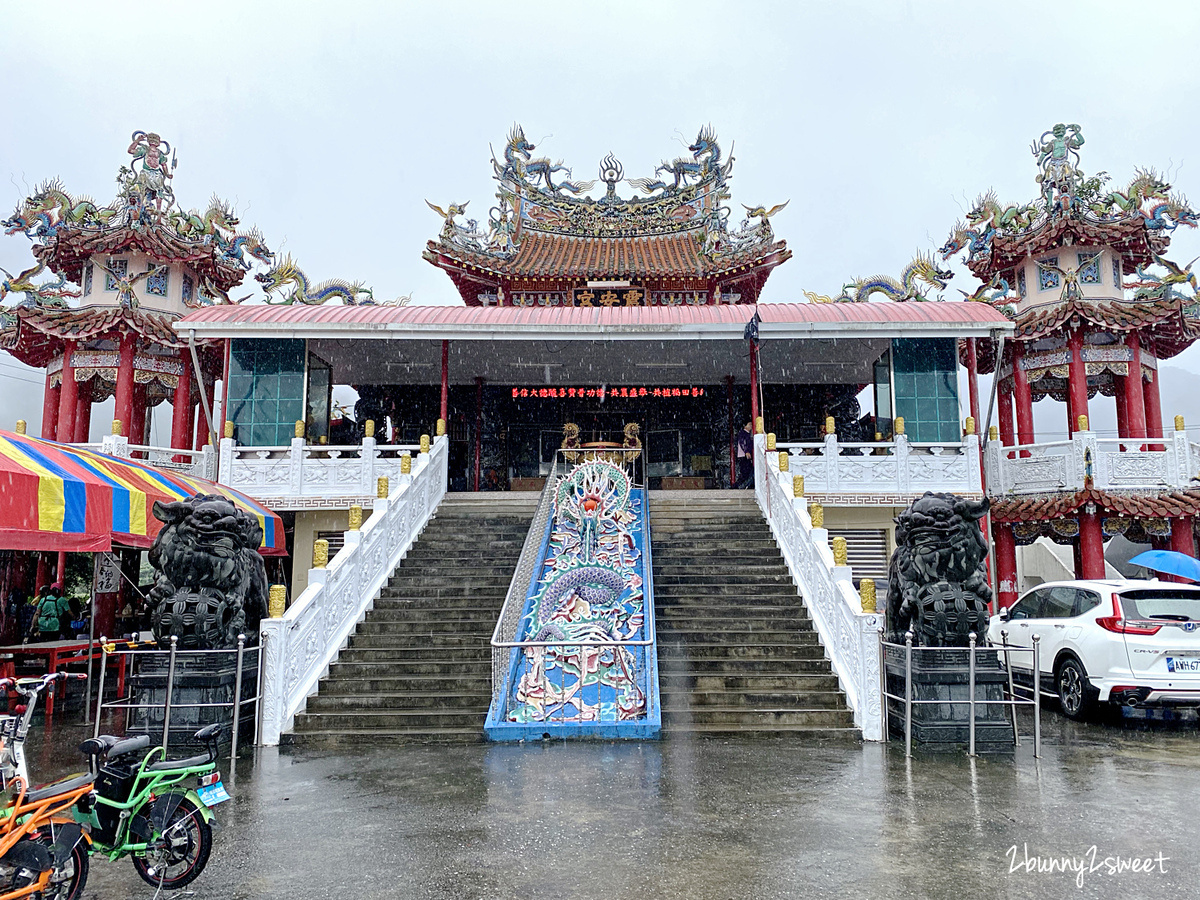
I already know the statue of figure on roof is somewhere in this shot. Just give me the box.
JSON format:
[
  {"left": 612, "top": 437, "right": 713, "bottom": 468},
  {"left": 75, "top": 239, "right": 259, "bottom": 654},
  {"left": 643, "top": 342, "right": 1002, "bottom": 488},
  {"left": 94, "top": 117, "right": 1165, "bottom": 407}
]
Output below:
[
  {"left": 1031, "top": 123, "right": 1085, "bottom": 208},
  {"left": 121, "top": 130, "right": 176, "bottom": 217}
]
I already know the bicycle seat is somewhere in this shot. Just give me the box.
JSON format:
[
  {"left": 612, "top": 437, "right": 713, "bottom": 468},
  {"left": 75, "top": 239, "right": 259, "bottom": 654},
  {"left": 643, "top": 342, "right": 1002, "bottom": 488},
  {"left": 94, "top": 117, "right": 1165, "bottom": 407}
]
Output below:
[
  {"left": 24, "top": 772, "right": 94, "bottom": 804},
  {"left": 145, "top": 753, "right": 211, "bottom": 772},
  {"left": 194, "top": 723, "right": 224, "bottom": 742},
  {"left": 78, "top": 734, "right": 151, "bottom": 760}
]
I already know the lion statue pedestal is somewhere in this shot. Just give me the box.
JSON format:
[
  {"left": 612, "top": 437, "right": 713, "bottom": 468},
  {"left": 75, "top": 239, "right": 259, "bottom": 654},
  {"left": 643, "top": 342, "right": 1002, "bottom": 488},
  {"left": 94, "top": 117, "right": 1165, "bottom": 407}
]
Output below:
[{"left": 883, "top": 492, "right": 1014, "bottom": 750}]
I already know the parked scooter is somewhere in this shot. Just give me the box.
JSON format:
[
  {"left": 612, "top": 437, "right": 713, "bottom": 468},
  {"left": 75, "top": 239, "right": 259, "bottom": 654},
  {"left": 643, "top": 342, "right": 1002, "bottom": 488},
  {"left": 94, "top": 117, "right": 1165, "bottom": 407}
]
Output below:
[
  {"left": 0, "top": 673, "right": 94, "bottom": 900},
  {"left": 76, "top": 723, "right": 228, "bottom": 890}
]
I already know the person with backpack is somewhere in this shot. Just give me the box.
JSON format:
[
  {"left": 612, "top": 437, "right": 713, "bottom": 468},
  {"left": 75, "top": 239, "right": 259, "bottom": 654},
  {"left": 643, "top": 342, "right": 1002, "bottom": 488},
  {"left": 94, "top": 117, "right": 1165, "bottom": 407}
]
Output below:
[{"left": 35, "top": 583, "right": 72, "bottom": 641}]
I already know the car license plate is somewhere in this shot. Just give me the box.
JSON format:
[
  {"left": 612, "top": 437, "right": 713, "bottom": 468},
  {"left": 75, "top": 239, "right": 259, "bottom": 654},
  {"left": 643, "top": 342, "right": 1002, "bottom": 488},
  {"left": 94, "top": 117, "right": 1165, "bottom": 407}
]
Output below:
[
  {"left": 196, "top": 781, "right": 231, "bottom": 807},
  {"left": 1166, "top": 657, "right": 1200, "bottom": 673}
]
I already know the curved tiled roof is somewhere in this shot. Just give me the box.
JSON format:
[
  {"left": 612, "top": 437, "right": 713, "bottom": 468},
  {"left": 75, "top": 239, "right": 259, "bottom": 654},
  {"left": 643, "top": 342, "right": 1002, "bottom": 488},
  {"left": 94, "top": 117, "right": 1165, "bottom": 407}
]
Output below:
[{"left": 991, "top": 487, "right": 1200, "bottom": 523}]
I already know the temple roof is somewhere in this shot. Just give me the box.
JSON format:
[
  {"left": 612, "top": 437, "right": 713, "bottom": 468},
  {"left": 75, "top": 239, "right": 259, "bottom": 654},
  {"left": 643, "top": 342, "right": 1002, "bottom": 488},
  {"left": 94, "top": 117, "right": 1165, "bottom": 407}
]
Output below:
[
  {"left": 422, "top": 126, "right": 791, "bottom": 305},
  {"left": 991, "top": 487, "right": 1200, "bottom": 523},
  {"left": 1, "top": 306, "right": 208, "bottom": 368}
]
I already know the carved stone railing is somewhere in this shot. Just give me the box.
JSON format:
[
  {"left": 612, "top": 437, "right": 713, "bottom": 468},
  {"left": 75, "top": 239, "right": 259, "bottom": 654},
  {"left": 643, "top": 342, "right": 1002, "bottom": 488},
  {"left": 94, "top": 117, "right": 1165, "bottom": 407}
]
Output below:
[
  {"left": 780, "top": 434, "right": 981, "bottom": 502},
  {"left": 94, "top": 434, "right": 217, "bottom": 481},
  {"left": 258, "top": 435, "right": 448, "bottom": 745},
  {"left": 755, "top": 435, "right": 884, "bottom": 741},
  {"left": 986, "top": 428, "right": 1196, "bottom": 496},
  {"left": 218, "top": 437, "right": 423, "bottom": 508}
]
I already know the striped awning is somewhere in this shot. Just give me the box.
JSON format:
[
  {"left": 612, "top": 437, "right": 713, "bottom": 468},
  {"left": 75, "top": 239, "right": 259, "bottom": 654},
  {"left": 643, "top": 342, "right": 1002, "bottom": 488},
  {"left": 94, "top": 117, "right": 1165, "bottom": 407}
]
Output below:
[{"left": 0, "top": 432, "right": 285, "bottom": 555}]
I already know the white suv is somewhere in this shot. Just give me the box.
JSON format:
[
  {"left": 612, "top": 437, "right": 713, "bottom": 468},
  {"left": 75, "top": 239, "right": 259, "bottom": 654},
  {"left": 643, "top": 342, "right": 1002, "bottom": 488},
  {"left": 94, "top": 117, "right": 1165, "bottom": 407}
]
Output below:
[{"left": 987, "top": 580, "right": 1200, "bottom": 719}]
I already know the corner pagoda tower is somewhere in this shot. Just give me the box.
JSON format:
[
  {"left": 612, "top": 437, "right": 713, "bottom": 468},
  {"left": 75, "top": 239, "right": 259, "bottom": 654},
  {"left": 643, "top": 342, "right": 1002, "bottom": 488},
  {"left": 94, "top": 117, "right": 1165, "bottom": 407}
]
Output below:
[
  {"left": 1, "top": 131, "right": 271, "bottom": 449},
  {"left": 945, "top": 124, "right": 1200, "bottom": 605}
]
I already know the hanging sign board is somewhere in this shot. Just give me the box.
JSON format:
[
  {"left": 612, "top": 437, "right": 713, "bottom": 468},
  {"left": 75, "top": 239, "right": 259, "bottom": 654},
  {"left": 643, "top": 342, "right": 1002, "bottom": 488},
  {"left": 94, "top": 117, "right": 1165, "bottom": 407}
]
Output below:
[{"left": 93, "top": 552, "right": 121, "bottom": 594}]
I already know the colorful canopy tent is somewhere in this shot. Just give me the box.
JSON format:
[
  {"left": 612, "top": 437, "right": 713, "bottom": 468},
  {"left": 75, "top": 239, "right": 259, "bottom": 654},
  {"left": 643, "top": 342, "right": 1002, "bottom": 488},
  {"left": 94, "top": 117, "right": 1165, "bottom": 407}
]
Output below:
[{"left": 0, "top": 431, "right": 285, "bottom": 555}]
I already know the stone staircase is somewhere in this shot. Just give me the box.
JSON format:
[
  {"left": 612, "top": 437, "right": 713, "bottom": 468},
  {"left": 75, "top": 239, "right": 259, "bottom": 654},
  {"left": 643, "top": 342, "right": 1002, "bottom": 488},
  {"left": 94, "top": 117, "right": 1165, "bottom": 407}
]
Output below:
[
  {"left": 286, "top": 493, "right": 538, "bottom": 745},
  {"left": 651, "top": 492, "right": 856, "bottom": 737}
]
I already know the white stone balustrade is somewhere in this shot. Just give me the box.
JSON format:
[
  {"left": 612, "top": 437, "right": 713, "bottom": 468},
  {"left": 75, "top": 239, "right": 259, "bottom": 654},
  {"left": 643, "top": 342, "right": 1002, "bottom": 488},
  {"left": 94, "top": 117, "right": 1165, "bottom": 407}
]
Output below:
[
  {"left": 986, "top": 428, "right": 1197, "bottom": 496},
  {"left": 258, "top": 435, "right": 448, "bottom": 745},
  {"left": 755, "top": 435, "right": 884, "bottom": 741},
  {"left": 779, "top": 433, "right": 982, "bottom": 502},
  {"left": 96, "top": 434, "right": 217, "bottom": 480},
  {"left": 218, "top": 436, "right": 423, "bottom": 508}
]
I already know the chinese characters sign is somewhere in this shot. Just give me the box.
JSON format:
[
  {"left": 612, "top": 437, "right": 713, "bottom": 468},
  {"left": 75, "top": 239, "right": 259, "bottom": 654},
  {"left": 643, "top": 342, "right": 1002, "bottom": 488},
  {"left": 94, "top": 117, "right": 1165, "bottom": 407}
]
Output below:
[{"left": 512, "top": 386, "right": 707, "bottom": 400}]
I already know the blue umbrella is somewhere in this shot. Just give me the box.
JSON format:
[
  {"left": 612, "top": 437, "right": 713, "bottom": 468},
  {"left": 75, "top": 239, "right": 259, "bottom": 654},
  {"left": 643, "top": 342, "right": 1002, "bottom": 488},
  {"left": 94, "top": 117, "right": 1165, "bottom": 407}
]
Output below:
[{"left": 1128, "top": 550, "right": 1200, "bottom": 582}]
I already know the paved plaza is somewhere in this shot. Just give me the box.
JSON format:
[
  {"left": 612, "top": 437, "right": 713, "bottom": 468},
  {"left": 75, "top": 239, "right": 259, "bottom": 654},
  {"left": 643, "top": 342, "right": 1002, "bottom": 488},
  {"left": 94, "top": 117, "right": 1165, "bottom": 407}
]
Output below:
[{"left": 21, "top": 711, "right": 1197, "bottom": 900}]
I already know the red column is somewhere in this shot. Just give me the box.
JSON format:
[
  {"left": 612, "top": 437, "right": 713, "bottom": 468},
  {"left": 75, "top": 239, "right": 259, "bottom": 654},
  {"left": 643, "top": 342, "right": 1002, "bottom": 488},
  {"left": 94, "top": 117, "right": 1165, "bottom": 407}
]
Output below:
[
  {"left": 1115, "top": 377, "right": 1128, "bottom": 438},
  {"left": 726, "top": 375, "right": 736, "bottom": 488},
  {"left": 56, "top": 341, "right": 79, "bottom": 443},
  {"left": 1067, "top": 328, "right": 1089, "bottom": 435},
  {"left": 997, "top": 383, "right": 1015, "bottom": 449},
  {"left": 1144, "top": 369, "right": 1164, "bottom": 448},
  {"left": 995, "top": 523, "right": 1018, "bottom": 609},
  {"left": 73, "top": 380, "right": 92, "bottom": 443},
  {"left": 1011, "top": 342, "right": 1034, "bottom": 448},
  {"left": 41, "top": 371, "right": 60, "bottom": 440},
  {"left": 1079, "top": 509, "right": 1106, "bottom": 580},
  {"left": 1123, "top": 331, "right": 1147, "bottom": 439},
  {"left": 171, "top": 350, "right": 193, "bottom": 450},
  {"left": 473, "top": 377, "right": 484, "bottom": 492},
  {"left": 965, "top": 338, "right": 981, "bottom": 431},
  {"left": 115, "top": 333, "right": 136, "bottom": 437},
  {"left": 1171, "top": 517, "right": 1195, "bottom": 558},
  {"left": 440, "top": 340, "right": 449, "bottom": 425},
  {"left": 129, "top": 386, "right": 147, "bottom": 447},
  {"left": 749, "top": 341, "right": 760, "bottom": 429},
  {"left": 55, "top": 551, "right": 67, "bottom": 589},
  {"left": 35, "top": 553, "right": 49, "bottom": 595}
]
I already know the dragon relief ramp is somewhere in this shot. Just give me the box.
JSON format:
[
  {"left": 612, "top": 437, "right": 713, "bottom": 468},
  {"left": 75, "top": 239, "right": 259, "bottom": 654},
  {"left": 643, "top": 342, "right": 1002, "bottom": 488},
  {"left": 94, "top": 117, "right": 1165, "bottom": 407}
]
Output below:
[{"left": 486, "top": 459, "right": 660, "bottom": 740}]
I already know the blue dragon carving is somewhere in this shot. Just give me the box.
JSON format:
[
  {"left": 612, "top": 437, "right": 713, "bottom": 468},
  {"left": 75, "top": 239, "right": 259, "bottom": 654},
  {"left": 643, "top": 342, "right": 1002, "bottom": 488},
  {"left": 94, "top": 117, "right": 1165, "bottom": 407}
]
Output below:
[{"left": 500, "top": 124, "right": 595, "bottom": 195}]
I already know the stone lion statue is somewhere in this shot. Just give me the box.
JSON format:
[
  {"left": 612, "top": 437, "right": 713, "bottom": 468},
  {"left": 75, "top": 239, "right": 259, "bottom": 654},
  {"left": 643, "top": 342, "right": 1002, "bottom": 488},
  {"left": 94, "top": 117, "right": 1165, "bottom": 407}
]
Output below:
[
  {"left": 147, "top": 494, "right": 269, "bottom": 650},
  {"left": 887, "top": 492, "right": 992, "bottom": 646}
]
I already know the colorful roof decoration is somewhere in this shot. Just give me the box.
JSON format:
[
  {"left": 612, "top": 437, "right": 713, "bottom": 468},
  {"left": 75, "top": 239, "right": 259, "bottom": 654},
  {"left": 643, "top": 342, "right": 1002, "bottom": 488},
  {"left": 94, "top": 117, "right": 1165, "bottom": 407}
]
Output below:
[
  {"left": 942, "top": 123, "right": 1200, "bottom": 352},
  {"left": 0, "top": 431, "right": 284, "bottom": 555},
  {"left": 422, "top": 125, "right": 792, "bottom": 306},
  {"left": 990, "top": 487, "right": 1200, "bottom": 524}
]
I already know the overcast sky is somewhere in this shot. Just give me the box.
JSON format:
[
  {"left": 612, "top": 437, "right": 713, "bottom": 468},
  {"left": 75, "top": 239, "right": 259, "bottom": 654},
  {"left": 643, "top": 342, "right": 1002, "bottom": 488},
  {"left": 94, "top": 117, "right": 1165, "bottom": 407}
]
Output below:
[{"left": 4, "top": 0, "right": 1200, "bottom": 441}]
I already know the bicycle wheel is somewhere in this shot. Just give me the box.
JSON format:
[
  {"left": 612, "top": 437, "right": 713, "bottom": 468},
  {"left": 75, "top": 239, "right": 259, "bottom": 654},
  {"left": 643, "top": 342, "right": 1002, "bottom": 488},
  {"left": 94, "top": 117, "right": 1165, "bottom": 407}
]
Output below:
[
  {"left": 131, "top": 797, "right": 212, "bottom": 890},
  {"left": 31, "top": 827, "right": 89, "bottom": 900}
]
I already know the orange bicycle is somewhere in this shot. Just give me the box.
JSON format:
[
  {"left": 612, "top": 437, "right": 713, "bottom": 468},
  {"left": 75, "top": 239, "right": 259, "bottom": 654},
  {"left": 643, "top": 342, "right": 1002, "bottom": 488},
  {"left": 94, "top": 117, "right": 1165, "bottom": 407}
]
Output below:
[{"left": 0, "top": 674, "right": 94, "bottom": 900}]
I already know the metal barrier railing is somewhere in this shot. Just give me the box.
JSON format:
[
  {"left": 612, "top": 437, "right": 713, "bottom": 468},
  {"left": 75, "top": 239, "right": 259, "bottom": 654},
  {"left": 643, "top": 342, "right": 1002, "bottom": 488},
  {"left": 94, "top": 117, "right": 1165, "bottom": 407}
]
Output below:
[
  {"left": 879, "top": 630, "right": 1042, "bottom": 759},
  {"left": 91, "top": 634, "right": 260, "bottom": 769}
]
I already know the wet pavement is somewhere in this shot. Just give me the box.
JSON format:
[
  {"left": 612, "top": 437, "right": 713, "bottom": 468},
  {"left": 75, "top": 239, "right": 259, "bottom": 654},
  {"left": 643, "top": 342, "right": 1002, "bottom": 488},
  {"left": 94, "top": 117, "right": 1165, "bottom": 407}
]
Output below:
[{"left": 21, "top": 709, "right": 1200, "bottom": 899}]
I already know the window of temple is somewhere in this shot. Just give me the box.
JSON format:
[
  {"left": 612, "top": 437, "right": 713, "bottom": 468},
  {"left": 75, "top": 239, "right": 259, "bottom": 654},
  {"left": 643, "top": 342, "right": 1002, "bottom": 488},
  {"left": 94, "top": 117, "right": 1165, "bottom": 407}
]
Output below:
[
  {"left": 1077, "top": 252, "right": 1101, "bottom": 284},
  {"left": 1017, "top": 267, "right": 1027, "bottom": 298},
  {"left": 1113, "top": 255, "right": 1122, "bottom": 289},
  {"left": 104, "top": 258, "right": 128, "bottom": 291},
  {"left": 82, "top": 264, "right": 93, "bottom": 296},
  {"left": 182, "top": 273, "right": 194, "bottom": 305},
  {"left": 1037, "top": 256, "right": 1060, "bottom": 291},
  {"left": 226, "top": 338, "right": 306, "bottom": 446},
  {"left": 146, "top": 265, "right": 169, "bottom": 297},
  {"left": 891, "top": 338, "right": 961, "bottom": 443}
]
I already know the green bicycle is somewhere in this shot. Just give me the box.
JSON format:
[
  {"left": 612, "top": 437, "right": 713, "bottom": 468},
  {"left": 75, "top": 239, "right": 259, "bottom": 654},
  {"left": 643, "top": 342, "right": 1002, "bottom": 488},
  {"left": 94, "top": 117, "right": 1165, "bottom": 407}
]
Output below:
[{"left": 74, "top": 724, "right": 229, "bottom": 890}]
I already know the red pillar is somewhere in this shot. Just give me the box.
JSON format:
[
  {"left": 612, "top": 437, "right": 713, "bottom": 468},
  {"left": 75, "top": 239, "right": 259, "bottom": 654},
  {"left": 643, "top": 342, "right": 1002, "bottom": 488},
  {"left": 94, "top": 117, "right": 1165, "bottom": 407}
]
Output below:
[
  {"left": 72, "top": 380, "right": 93, "bottom": 443},
  {"left": 115, "top": 333, "right": 136, "bottom": 437},
  {"left": 1115, "top": 377, "right": 1128, "bottom": 438},
  {"left": 1079, "top": 509, "right": 1106, "bottom": 580},
  {"left": 1123, "top": 331, "right": 1147, "bottom": 440},
  {"left": 749, "top": 341, "right": 760, "bottom": 430},
  {"left": 55, "top": 551, "right": 67, "bottom": 589},
  {"left": 171, "top": 350, "right": 193, "bottom": 450},
  {"left": 995, "top": 523, "right": 1018, "bottom": 609},
  {"left": 1011, "top": 342, "right": 1034, "bottom": 448},
  {"left": 1144, "top": 369, "right": 1164, "bottom": 448},
  {"left": 1067, "top": 328, "right": 1089, "bottom": 435},
  {"left": 965, "top": 339, "right": 981, "bottom": 431},
  {"left": 35, "top": 553, "right": 50, "bottom": 595},
  {"left": 473, "top": 377, "right": 484, "bottom": 492},
  {"left": 56, "top": 341, "right": 79, "bottom": 443},
  {"left": 726, "top": 375, "right": 736, "bottom": 488},
  {"left": 997, "top": 383, "right": 1015, "bottom": 450},
  {"left": 440, "top": 340, "right": 449, "bottom": 425},
  {"left": 41, "top": 371, "right": 60, "bottom": 440},
  {"left": 129, "top": 386, "right": 147, "bottom": 447},
  {"left": 1171, "top": 516, "right": 1195, "bottom": 558}
]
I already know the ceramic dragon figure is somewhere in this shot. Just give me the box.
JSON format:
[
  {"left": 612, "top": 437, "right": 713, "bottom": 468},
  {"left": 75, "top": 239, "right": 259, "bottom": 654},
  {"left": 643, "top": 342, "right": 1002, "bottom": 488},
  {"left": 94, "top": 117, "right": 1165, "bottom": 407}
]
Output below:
[
  {"left": 967, "top": 190, "right": 1038, "bottom": 234},
  {"left": 218, "top": 227, "right": 274, "bottom": 269},
  {"left": 168, "top": 194, "right": 239, "bottom": 241},
  {"left": 938, "top": 220, "right": 995, "bottom": 261},
  {"left": 0, "top": 262, "right": 80, "bottom": 308},
  {"left": 257, "top": 255, "right": 409, "bottom": 306},
  {"left": 498, "top": 124, "right": 595, "bottom": 195},
  {"left": 628, "top": 124, "right": 733, "bottom": 195},
  {"left": 1141, "top": 196, "right": 1200, "bottom": 231},
  {"left": 837, "top": 252, "right": 953, "bottom": 302},
  {"left": 1087, "top": 168, "right": 1171, "bottom": 217}
]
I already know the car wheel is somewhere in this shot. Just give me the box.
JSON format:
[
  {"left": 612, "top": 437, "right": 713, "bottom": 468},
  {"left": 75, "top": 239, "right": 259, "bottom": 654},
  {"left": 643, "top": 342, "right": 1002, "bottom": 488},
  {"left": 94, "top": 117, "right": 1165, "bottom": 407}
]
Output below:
[{"left": 1056, "top": 657, "right": 1097, "bottom": 721}]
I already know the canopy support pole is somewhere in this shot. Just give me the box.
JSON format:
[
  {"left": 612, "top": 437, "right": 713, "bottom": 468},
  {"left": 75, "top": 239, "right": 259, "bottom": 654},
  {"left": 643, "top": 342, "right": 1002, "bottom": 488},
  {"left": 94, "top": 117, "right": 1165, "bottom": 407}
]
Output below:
[{"left": 188, "top": 331, "right": 216, "bottom": 449}]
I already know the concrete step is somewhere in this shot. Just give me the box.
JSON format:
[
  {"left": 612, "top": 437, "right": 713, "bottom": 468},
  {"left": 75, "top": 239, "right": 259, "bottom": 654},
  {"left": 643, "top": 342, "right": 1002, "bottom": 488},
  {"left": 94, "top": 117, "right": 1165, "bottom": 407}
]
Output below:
[
  {"left": 659, "top": 688, "right": 846, "bottom": 708},
  {"left": 283, "top": 726, "right": 485, "bottom": 746},
  {"left": 329, "top": 660, "right": 493, "bottom": 678},
  {"left": 306, "top": 692, "right": 489, "bottom": 711},
  {"left": 314, "top": 674, "right": 491, "bottom": 693},
  {"left": 657, "top": 643, "right": 829, "bottom": 662},
  {"left": 661, "top": 708, "right": 854, "bottom": 728},
  {"left": 338, "top": 646, "right": 493, "bottom": 663},
  {"left": 660, "top": 673, "right": 843, "bottom": 693},
  {"left": 347, "top": 632, "right": 491, "bottom": 649},
  {"left": 292, "top": 710, "right": 492, "bottom": 730}
]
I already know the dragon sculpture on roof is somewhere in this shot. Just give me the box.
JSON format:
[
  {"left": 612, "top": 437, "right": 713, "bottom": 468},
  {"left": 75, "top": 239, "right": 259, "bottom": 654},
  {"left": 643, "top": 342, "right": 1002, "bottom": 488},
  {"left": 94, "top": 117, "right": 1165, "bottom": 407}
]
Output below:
[
  {"left": 0, "top": 261, "right": 80, "bottom": 308},
  {"left": 835, "top": 252, "right": 954, "bottom": 302},
  {"left": 256, "top": 255, "right": 411, "bottom": 306}
]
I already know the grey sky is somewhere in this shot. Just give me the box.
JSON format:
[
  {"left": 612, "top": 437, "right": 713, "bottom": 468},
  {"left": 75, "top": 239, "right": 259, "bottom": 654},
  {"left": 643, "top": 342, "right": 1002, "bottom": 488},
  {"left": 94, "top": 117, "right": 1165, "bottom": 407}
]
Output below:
[{"left": 4, "top": 0, "right": 1200, "bottom": 440}]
